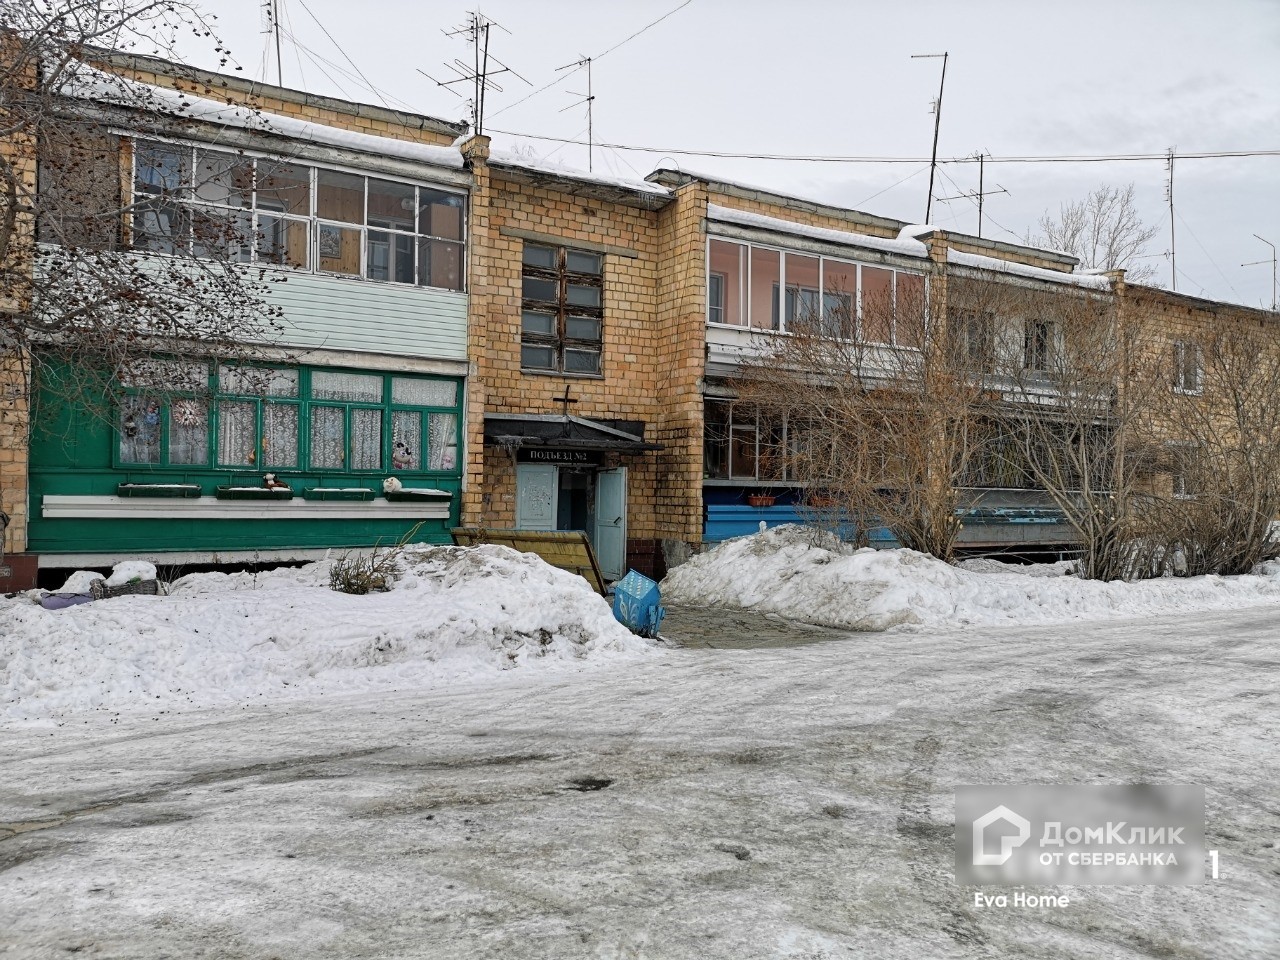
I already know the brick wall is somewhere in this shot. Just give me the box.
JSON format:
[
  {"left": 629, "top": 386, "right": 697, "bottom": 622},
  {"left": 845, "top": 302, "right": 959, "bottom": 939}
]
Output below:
[
  {"left": 1, "top": 35, "right": 35, "bottom": 556},
  {"left": 109, "top": 63, "right": 461, "bottom": 146},
  {"left": 463, "top": 139, "right": 708, "bottom": 565}
]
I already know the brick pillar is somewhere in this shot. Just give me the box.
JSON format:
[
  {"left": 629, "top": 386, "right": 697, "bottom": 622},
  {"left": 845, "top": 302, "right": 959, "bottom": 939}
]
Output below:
[
  {"left": 654, "top": 180, "right": 710, "bottom": 557},
  {"left": 459, "top": 135, "right": 491, "bottom": 527},
  {"left": 0, "top": 352, "right": 29, "bottom": 556},
  {"left": 1, "top": 34, "right": 37, "bottom": 569}
]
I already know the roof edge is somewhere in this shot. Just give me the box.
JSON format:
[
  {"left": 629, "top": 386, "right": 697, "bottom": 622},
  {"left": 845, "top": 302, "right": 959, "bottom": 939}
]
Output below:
[{"left": 87, "top": 47, "right": 470, "bottom": 138}]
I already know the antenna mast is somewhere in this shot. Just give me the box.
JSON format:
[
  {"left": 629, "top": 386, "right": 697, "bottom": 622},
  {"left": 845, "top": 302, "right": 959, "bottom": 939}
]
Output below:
[
  {"left": 557, "top": 56, "right": 596, "bottom": 172},
  {"left": 912, "top": 51, "right": 949, "bottom": 224},
  {"left": 1166, "top": 146, "right": 1177, "bottom": 291},
  {"left": 420, "top": 11, "right": 529, "bottom": 136},
  {"left": 933, "top": 151, "right": 1007, "bottom": 239}
]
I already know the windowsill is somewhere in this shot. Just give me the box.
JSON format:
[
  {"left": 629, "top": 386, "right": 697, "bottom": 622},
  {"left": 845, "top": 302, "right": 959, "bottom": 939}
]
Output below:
[
  {"left": 702, "top": 478, "right": 804, "bottom": 488},
  {"left": 520, "top": 369, "right": 605, "bottom": 381},
  {"left": 1172, "top": 386, "right": 1204, "bottom": 397},
  {"left": 111, "top": 245, "right": 466, "bottom": 295},
  {"left": 704, "top": 321, "right": 923, "bottom": 351}
]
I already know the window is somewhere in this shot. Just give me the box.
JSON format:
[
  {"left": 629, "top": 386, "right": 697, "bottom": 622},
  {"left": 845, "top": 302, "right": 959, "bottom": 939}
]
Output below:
[
  {"left": 951, "top": 309, "right": 995, "bottom": 372},
  {"left": 707, "top": 239, "right": 745, "bottom": 325},
  {"left": 521, "top": 242, "right": 604, "bottom": 374},
  {"left": 1174, "top": 340, "right": 1202, "bottom": 393},
  {"left": 129, "top": 139, "right": 465, "bottom": 290},
  {"left": 1023, "top": 319, "right": 1058, "bottom": 373},
  {"left": 116, "top": 360, "right": 211, "bottom": 467},
  {"left": 115, "top": 365, "right": 462, "bottom": 474},
  {"left": 1168, "top": 443, "right": 1203, "bottom": 498},
  {"left": 704, "top": 401, "right": 799, "bottom": 481},
  {"left": 708, "top": 272, "right": 725, "bottom": 324},
  {"left": 704, "top": 239, "right": 926, "bottom": 344}
]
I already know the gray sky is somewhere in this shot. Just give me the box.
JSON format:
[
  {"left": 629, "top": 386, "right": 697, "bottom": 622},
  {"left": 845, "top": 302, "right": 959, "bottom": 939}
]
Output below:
[{"left": 177, "top": 0, "right": 1280, "bottom": 309}]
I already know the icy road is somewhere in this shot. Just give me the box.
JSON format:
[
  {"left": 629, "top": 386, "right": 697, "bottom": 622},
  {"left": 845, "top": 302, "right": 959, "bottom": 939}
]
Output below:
[{"left": 2, "top": 606, "right": 1278, "bottom": 959}]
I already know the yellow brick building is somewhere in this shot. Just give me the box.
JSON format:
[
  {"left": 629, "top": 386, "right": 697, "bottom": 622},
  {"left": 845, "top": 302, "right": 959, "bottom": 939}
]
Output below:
[{"left": 4, "top": 48, "right": 1277, "bottom": 588}]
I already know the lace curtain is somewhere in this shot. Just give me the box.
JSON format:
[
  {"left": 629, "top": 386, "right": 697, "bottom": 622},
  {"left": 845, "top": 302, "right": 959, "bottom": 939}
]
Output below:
[{"left": 427, "top": 413, "right": 457, "bottom": 471}]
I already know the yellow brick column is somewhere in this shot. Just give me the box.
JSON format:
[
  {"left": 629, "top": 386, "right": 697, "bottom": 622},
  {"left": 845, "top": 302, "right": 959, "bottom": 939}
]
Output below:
[
  {"left": 459, "top": 134, "right": 491, "bottom": 526},
  {"left": 655, "top": 179, "right": 710, "bottom": 551},
  {"left": 1, "top": 33, "right": 37, "bottom": 560},
  {"left": 0, "top": 354, "right": 30, "bottom": 555}
]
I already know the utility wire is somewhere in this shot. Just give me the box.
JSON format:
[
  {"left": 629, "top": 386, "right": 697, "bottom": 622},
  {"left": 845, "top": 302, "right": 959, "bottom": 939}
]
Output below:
[
  {"left": 296, "top": 0, "right": 389, "bottom": 108},
  {"left": 488, "top": 0, "right": 694, "bottom": 121},
  {"left": 482, "top": 129, "right": 1280, "bottom": 166},
  {"left": 1174, "top": 207, "right": 1244, "bottom": 301},
  {"left": 853, "top": 164, "right": 929, "bottom": 207}
]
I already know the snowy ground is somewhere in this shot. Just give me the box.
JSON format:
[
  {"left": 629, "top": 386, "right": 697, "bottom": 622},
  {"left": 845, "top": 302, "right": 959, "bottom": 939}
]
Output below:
[
  {"left": 1, "top": 546, "right": 650, "bottom": 723},
  {"left": 3, "top": 600, "right": 1278, "bottom": 958},
  {"left": 663, "top": 526, "right": 1280, "bottom": 631}
]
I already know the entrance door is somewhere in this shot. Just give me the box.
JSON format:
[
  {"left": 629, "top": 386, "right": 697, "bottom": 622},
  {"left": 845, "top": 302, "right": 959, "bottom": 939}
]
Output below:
[
  {"left": 515, "top": 463, "right": 557, "bottom": 531},
  {"left": 594, "top": 467, "right": 627, "bottom": 581}
]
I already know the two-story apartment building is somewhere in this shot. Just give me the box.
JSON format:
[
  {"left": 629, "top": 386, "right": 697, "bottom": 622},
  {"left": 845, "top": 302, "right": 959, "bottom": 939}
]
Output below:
[{"left": 4, "top": 48, "right": 1275, "bottom": 590}]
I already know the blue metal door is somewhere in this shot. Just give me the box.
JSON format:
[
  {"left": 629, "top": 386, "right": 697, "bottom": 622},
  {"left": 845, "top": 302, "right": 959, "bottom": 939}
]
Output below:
[
  {"left": 594, "top": 467, "right": 627, "bottom": 581},
  {"left": 515, "top": 464, "right": 557, "bottom": 531}
]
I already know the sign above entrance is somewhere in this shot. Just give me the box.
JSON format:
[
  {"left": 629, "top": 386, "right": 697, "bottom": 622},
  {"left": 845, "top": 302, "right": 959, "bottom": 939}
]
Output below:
[{"left": 516, "top": 448, "right": 603, "bottom": 466}]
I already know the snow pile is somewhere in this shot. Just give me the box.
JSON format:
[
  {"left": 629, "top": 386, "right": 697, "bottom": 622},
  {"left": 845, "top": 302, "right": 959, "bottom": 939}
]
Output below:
[
  {"left": 662, "top": 525, "right": 1280, "bottom": 631},
  {"left": 0, "top": 546, "right": 652, "bottom": 723}
]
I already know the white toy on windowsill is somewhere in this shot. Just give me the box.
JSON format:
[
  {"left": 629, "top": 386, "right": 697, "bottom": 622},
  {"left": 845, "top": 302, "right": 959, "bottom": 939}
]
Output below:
[
  {"left": 383, "top": 476, "right": 403, "bottom": 494},
  {"left": 263, "top": 473, "right": 290, "bottom": 490}
]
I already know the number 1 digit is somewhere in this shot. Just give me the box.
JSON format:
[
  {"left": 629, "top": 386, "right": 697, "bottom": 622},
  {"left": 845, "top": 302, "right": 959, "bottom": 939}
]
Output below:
[{"left": 1209, "top": 850, "right": 1219, "bottom": 879}]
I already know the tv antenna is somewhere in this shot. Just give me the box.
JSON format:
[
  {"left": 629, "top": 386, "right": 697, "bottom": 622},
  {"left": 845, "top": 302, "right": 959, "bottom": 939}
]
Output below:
[
  {"left": 1165, "top": 146, "right": 1177, "bottom": 291},
  {"left": 418, "top": 11, "right": 529, "bottom": 136},
  {"left": 1242, "top": 234, "right": 1277, "bottom": 311},
  {"left": 557, "top": 56, "right": 595, "bottom": 172},
  {"left": 262, "top": 0, "right": 284, "bottom": 86},
  {"left": 934, "top": 151, "right": 1008, "bottom": 238},
  {"left": 911, "top": 51, "right": 948, "bottom": 224}
]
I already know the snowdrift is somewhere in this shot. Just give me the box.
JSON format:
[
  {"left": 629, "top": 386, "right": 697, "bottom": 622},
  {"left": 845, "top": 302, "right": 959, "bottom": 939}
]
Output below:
[
  {"left": 1, "top": 545, "right": 652, "bottom": 723},
  {"left": 662, "top": 525, "right": 1280, "bottom": 631}
]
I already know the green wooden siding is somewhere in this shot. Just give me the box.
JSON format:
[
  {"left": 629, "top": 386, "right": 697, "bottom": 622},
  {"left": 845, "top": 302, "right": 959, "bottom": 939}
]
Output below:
[{"left": 28, "top": 362, "right": 465, "bottom": 555}]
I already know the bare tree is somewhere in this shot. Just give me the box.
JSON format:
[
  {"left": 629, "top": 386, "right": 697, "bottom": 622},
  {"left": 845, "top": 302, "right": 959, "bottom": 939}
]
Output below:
[
  {"left": 735, "top": 271, "right": 985, "bottom": 562},
  {"left": 1, "top": 1, "right": 285, "bottom": 429},
  {"left": 1027, "top": 183, "right": 1160, "bottom": 284},
  {"left": 977, "top": 273, "right": 1169, "bottom": 580},
  {"left": 1150, "top": 319, "right": 1280, "bottom": 576}
]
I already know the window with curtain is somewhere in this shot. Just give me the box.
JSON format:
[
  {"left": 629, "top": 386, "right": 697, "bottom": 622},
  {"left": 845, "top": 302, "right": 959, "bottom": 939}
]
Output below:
[{"left": 116, "top": 365, "right": 463, "bottom": 476}]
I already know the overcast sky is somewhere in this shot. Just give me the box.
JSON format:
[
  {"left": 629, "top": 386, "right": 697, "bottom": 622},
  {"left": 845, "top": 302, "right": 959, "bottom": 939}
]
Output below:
[{"left": 175, "top": 0, "right": 1280, "bottom": 309}]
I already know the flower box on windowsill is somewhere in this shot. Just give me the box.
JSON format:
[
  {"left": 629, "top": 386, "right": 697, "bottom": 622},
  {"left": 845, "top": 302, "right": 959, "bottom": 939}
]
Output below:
[
  {"left": 216, "top": 485, "right": 294, "bottom": 501},
  {"left": 304, "top": 487, "right": 375, "bottom": 502},
  {"left": 746, "top": 494, "right": 777, "bottom": 508},
  {"left": 384, "top": 487, "right": 452, "bottom": 503},
  {"left": 116, "top": 483, "right": 203, "bottom": 499}
]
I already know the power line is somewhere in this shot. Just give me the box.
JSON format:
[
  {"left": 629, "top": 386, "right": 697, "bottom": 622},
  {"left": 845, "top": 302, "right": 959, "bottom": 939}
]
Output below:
[
  {"left": 488, "top": 0, "right": 694, "bottom": 121},
  {"left": 296, "top": 0, "right": 389, "bottom": 109},
  {"left": 853, "top": 164, "right": 929, "bottom": 207},
  {"left": 1174, "top": 208, "right": 1243, "bottom": 301},
  {"left": 482, "top": 130, "right": 1280, "bottom": 166}
]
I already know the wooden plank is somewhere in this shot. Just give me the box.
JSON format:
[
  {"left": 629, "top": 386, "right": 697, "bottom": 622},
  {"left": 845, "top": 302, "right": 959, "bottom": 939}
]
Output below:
[{"left": 451, "top": 527, "right": 608, "bottom": 595}]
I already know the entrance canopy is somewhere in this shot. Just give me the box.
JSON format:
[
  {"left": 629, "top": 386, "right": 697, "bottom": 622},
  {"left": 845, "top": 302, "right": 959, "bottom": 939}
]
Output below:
[{"left": 484, "top": 414, "right": 662, "bottom": 453}]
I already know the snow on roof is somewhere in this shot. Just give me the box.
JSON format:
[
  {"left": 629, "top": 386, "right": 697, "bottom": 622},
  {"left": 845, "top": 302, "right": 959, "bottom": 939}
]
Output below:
[
  {"left": 707, "top": 204, "right": 929, "bottom": 259},
  {"left": 898, "top": 224, "right": 940, "bottom": 241},
  {"left": 651, "top": 168, "right": 904, "bottom": 226},
  {"left": 488, "top": 149, "right": 670, "bottom": 196},
  {"left": 63, "top": 64, "right": 464, "bottom": 169},
  {"left": 946, "top": 249, "right": 1112, "bottom": 290}
]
